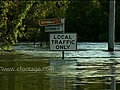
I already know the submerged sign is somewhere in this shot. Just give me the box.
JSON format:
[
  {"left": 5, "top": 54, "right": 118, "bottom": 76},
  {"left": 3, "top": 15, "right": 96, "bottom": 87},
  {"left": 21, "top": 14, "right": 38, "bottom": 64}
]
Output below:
[{"left": 49, "top": 33, "right": 77, "bottom": 51}]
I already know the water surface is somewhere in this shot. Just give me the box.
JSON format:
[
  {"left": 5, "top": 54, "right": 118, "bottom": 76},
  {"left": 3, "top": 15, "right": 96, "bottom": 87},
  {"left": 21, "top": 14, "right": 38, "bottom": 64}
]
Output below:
[{"left": 0, "top": 42, "right": 120, "bottom": 90}]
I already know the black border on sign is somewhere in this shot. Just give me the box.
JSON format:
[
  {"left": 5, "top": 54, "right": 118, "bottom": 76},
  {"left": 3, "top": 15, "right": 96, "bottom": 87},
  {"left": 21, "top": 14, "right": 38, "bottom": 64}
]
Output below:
[{"left": 49, "top": 33, "right": 77, "bottom": 51}]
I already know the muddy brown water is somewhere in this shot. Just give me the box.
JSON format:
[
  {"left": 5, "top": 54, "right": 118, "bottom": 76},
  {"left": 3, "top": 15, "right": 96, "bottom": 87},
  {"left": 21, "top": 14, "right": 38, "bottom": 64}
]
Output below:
[{"left": 0, "top": 42, "right": 120, "bottom": 90}]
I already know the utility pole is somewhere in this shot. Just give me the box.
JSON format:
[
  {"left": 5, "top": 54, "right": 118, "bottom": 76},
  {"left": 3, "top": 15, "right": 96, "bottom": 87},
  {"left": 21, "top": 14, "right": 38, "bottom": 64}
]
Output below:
[{"left": 108, "top": 0, "right": 116, "bottom": 51}]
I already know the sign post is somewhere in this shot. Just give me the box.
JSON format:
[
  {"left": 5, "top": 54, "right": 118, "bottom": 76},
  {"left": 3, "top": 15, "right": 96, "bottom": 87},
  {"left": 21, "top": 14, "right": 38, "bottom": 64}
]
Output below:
[
  {"left": 62, "top": 19, "right": 65, "bottom": 59},
  {"left": 40, "top": 18, "right": 77, "bottom": 60}
]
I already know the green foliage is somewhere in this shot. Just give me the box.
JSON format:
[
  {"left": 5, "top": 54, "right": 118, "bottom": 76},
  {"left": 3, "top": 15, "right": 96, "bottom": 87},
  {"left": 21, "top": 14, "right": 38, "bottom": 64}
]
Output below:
[
  {"left": 21, "top": 1, "right": 69, "bottom": 42},
  {"left": 0, "top": 0, "right": 120, "bottom": 51},
  {"left": 0, "top": 1, "right": 34, "bottom": 51},
  {"left": 0, "top": 1, "right": 69, "bottom": 50},
  {"left": 66, "top": 0, "right": 109, "bottom": 42}
]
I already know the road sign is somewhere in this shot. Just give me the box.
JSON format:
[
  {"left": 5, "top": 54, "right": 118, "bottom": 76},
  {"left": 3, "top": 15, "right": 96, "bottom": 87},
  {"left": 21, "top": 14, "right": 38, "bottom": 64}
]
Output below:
[
  {"left": 45, "top": 25, "right": 63, "bottom": 32},
  {"left": 39, "top": 18, "right": 61, "bottom": 26},
  {"left": 49, "top": 33, "right": 77, "bottom": 51}
]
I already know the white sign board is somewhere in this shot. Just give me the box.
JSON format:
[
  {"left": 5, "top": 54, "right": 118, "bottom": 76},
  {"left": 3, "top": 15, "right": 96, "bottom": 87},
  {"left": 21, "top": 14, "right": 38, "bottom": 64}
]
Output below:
[
  {"left": 49, "top": 33, "right": 77, "bottom": 51},
  {"left": 45, "top": 25, "right": 63, "bottom": 32}
]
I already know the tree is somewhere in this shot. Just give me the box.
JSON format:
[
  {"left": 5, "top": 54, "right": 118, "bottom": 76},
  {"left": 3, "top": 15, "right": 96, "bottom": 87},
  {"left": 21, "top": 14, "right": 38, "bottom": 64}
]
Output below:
[
  {"left": 0, "top": 1, "right": 34, "bottom": 51},
  {"left": 66, "top": 0, "right": 109, "bottom": 41},
  {"left": 0, "top": 1, "right": 69, "bottom": 50}
]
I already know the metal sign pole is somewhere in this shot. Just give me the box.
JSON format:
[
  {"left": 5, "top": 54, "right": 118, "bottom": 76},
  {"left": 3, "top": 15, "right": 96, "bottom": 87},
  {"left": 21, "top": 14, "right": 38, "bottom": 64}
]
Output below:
[
  {"left": 62, "top": 18, "right": 65, "bottom": 60},
  {"left": 108, "top": 0, "right": 115, "bottom": 51}
]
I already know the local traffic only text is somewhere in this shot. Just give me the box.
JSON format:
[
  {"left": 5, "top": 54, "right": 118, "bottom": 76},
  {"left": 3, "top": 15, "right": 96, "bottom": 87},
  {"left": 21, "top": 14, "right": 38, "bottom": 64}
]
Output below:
[{"left": 50, "top": 34, "right": 77, "bottom": 51}]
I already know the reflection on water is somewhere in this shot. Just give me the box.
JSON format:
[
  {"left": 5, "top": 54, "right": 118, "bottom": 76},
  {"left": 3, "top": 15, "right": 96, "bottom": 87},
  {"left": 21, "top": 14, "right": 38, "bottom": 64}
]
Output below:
[
  {"left": 109, "top": 52, "right": 116, "bottom": 90},
  {"left": 0, "top": 59, "right": 50, "bottom": 90},
  {"left": 0, "top": 42, "right": 120, "bottom": 90}
]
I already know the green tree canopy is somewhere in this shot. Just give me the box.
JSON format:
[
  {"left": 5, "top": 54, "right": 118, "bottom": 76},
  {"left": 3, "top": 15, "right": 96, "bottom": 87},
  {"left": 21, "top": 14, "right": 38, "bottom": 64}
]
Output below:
[{"left": 0, "top": 0, "right": 69, "bottom": 51}]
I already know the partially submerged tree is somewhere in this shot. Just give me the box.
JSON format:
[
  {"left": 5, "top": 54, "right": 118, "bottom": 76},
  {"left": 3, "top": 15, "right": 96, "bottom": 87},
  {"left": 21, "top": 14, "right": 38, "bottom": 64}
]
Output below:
[
  {"left": 0, "top": 1, "right": 33, "bottom": 51},
  {"left": 0, "top": 0, "right": 69, "bottom": 51}
]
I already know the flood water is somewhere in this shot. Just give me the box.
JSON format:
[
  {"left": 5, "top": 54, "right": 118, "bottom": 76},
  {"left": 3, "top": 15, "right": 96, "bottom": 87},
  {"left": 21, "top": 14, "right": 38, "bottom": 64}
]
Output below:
[{"left": 0, "top": 42, "right": 120, "bottom": 90}]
